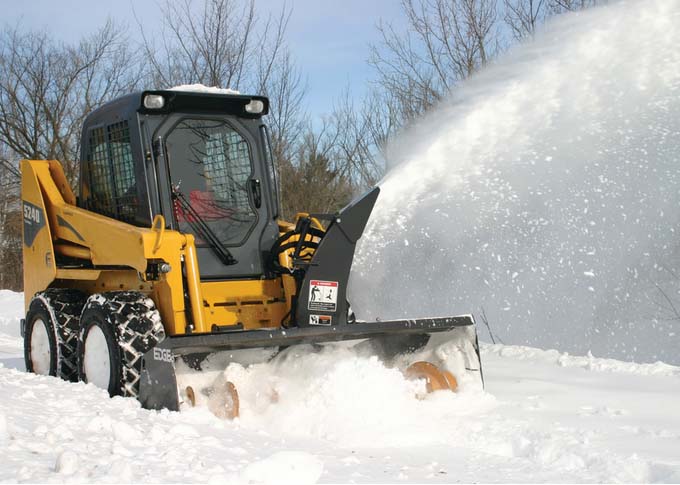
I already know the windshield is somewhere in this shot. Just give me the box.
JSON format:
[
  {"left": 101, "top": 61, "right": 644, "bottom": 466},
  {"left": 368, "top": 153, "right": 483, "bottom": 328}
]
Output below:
[{"left": 165, "top": 118, "right": 257, "bottom": 247}]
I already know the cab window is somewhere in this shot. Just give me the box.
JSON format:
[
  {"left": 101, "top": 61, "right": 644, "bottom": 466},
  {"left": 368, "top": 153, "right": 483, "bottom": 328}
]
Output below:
[
  {"left": 165, "top": 118, "right": 258, "bottom": 247},
  {"left": 84, "top": 121, "right": 138, "bottom": 223}
]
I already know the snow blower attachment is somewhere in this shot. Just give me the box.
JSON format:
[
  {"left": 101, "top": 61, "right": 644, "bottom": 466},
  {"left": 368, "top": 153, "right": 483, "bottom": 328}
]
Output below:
[{"left": 19, "top": 89, "right": 482, "bottom": 419}]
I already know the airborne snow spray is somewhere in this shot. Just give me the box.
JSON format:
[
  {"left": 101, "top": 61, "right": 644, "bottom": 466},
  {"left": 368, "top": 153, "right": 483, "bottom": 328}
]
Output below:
[{"left": 351, "top": 0, "right": 680, "bottom": 365}]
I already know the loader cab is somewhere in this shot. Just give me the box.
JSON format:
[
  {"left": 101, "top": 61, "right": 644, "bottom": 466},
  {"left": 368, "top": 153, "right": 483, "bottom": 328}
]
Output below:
[{"left": 79, "top": 89, "right": 280, "bottom": 279}]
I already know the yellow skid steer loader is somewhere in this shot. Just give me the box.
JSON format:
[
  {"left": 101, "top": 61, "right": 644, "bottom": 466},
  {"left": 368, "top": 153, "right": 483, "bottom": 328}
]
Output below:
[{"left": 20, "top": 89, "right": 482, "bottom": 418}]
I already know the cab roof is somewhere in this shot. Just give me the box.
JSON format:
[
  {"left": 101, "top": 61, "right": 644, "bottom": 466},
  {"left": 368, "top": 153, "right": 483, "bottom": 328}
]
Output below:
[{"left": 83, "top": 90, "right": 270, "bottom": 127}]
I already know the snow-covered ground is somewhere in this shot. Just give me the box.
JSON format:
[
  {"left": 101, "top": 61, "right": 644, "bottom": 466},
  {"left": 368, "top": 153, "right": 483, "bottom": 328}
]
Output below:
[{"left": 1, "top": 290, "right": 679, "bottom": 483}]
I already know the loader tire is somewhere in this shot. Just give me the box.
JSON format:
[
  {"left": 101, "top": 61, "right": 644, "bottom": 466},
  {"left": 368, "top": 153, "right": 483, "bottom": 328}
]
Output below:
[
  {"left": 24, "top": 289, "right": 87, "bottom": 381},
  {"left": 77, "top": 292, "right": 165, "bottom": 399}
]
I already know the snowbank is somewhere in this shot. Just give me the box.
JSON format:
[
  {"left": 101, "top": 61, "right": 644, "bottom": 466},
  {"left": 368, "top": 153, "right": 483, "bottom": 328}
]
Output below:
[
  {"left": 483, "top": 343, "right": 680, "bottom": 377},
  {"left": 0, "top": 290, "right": 23, "bottom": 339},
  {"left": 2, "top": 338, "right": 679, "bottom": 483},
  {"left": 0, "top": 291, "right": 23, "bottom": 361}
]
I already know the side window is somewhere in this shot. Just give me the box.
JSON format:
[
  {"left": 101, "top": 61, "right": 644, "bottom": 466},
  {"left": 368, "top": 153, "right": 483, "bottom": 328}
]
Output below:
[
  {"left": 85, "top": 121, "right": 138, "bottom": 223},
  {"left": 108, "top": 122, "right": 136, "bottom": 221},
  {"left": 87, "top": 127, "right": 115, "bottom": 216}
]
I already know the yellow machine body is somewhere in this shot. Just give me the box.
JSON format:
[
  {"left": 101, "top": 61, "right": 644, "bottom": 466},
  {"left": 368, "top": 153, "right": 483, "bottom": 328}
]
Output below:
[{"left": 21, "top": 159, "right": 303, "bottom": 336}]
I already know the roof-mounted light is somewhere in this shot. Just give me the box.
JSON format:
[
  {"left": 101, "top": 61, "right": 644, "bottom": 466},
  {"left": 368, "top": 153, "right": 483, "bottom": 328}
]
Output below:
[
  {"left": 144, "top": 94, "right": 165, "bottom": 110},
  {"left": 245, "top": 99, "right": 264, "bottom": 114}
]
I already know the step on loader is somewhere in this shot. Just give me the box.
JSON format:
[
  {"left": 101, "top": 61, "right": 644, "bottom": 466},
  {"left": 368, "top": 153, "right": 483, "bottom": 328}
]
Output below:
[{"left": 20, "top": 88, "right": 482, "bottom": 418}]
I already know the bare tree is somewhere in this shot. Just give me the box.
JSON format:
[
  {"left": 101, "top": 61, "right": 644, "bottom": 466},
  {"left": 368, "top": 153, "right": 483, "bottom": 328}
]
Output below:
[
  {"left": 275, "top": 86, "right": 395, "bottom": 221},
  {"left": 141, "top": 0, "right": 257, "bottom": 89},
  {"left": 143, "top": 0, "right": 308, "bottom": 195},
  {"left": 279, "top": 123, "right": 353, "bottom": 220},
  {"left": 329, "top": 87, "right": 387, "bottom": 190},
  {"left": 141, "top": 1, "right": 306, "bottom": 115},
  {"left": 0, "top": 153, "right": 21, "bottom": 290},
  {"left": 0, "top": 20, "right": 140, "bottom": 182},
  {"left": 504, "top": 0, "right": 547, "bottom": 40},
  {"left": 257, "top": 48, "right": 307, "bottom": 176},
  {"left": 548, "top": 0, "right": 603, "bottom": 13},
  {"left": 0, "top": 206, "right": 22, "bottom": 290},
  {"left": 369, "top": 0, "right": 500, "bottom": 124}
]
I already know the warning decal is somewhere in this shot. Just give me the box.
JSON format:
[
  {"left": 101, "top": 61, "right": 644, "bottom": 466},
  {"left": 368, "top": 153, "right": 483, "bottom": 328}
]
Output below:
[
  {"left": 308, "top": 280, "right": 338, "bottom": 312},
  {"left": 309, "top": 314, "right": 332, "bottom": 326}
]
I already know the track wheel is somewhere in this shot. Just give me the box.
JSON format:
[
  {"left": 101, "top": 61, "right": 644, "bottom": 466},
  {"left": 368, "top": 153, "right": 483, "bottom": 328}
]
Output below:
[
  {"left": 77, "top": 292, "right": 165, "bottom": 398},
  {"left": 24, "top": 289, "right": 86, "bottom": 381},
  {"left": 404, "top": 361, "right": 458, "bottom": 395},
  {"left": 185, "top": 379, "right": 240, "bottom": 420}
]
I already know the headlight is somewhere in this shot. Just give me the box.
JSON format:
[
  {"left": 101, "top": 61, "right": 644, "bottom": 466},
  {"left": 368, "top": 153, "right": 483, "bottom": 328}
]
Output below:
[
  {"left": 245, "top": 99, "right": 264, "bottom": 114},
  {"left": 144, "top": 94, "right": 165, "bottom": 109}
]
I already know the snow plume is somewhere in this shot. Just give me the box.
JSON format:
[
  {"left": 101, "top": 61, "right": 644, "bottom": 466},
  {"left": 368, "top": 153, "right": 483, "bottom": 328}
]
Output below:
[{"left": 350, "top": 0, "right": 680, "bottom": 364}]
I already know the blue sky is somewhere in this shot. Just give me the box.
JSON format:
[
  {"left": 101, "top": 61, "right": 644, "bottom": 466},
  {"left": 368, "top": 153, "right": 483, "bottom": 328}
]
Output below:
[{"left": 3, "top": 0, "right": 404, "bottom": 119}]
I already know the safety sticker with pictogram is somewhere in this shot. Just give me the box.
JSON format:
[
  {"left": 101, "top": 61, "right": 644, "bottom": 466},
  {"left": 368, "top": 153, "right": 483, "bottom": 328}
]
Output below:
[
  {"left": 308, "top": 280, "right": 338, "bottom": 312},
  {"left": 309, "top": 314, "right": 332, "bottom": 326}
]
